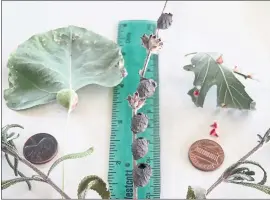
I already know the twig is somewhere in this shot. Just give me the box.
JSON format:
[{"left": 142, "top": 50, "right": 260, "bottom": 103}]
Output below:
[
  {"left": 140, "top": 51, "right": 152, "bottom": 78},
  {"left": 206, "top": 132, "right": 267, "bottom": 196},
  {"left": 4, "top": 153, "right": 32, "bottom": 190},
  {"left": 2, "top": 148, "right": 71, "bottom": 199},
  {"left": 131, "top": 1, "right": 169, "bottom": 199}
]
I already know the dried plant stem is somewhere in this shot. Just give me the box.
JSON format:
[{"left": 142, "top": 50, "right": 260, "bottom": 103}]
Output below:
[
  {"left": 2, "top": 148, "right": 71, "bottom": 199},
  {"left": 161, "top": 0, "right": 168, "bottom": 14},
  {"left": 131, "top": 1, "right": 169, "bottom": 199},
  {"left": 156, "top": 0, "right": 168, "bottom": 37},
  {"left": 132, "top": 50, "right": 152, "bottom": 199},
  {"left": 140, "top": 51, "right": 152, "bottom": 78},
  {"left": 206, "top": 141, "right": 264, "bottom": 196}
]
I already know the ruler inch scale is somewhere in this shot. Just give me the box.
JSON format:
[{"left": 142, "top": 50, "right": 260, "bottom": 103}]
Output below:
[{"left": 108, "top": 20, "right": 160, "bottom": 199}]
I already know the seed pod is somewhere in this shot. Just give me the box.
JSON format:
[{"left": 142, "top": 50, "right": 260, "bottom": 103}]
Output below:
[
  {"left": 131, "top": 113, "right": 149, "bottom": 133},
  {"left": 132, "top": 137, "right": 149, "bottom": 160},
  {"left": 133, "top": 163, "right": 152, "bottom": 187},
  {"left": 140, "top": 34, "right": 163, "bottom": 54},
  {"left": 137, "top": 78, "right": 157, "bottom": 98},
  {"left": 157, "top": 13, "right": 173, "bottom": 30}
]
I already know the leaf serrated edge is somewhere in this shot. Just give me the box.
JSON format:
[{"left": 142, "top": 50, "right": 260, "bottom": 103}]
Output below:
[
  {"left": 47, "top": 147, "right": 94, "bottom": 177},
  {"left": 77, "top": 175, "right": 110, "bottom": 199},
  {"left": 2, "top": 177, "right": 45, "bottom": 190}
]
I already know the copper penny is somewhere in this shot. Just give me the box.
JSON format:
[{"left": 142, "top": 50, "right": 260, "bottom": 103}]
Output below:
[
  {"left": 23, "top": 133, "right": 58, "bottom": 165},
  {"left": 188, "top": 139, "right": 224, "bottom": 171}
]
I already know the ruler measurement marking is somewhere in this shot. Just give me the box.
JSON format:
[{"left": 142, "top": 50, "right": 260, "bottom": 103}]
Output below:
[{"left": 108, "top": 20, "right": 160, "bottom": 199}]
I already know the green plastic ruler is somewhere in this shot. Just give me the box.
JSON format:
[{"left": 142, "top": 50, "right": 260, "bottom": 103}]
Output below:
[{"left": 108, "top": 20, "right": 160, "bottom": 199}]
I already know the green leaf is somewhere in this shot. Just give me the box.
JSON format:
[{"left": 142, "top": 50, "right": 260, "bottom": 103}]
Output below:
[
  {"left": 186, "top": 186, "right": 206, "bottom": 199},
  {"left": 183, "top": 52, "right": 255, "bottom": 110},
  {"left": 2, "top": 177, "right": 44, "bottom": 190},
  {"left": 4, "top": 25, "right": 126, "bottom": 110},
  {"left": 47, "top": 147, "right": 94, "bottom": 177},
  {"left": 228, "top": 182, "right": 270, "bottom": 195},
  {"left": 77, "top": 175, "right": 110, "bottom": 199},
  {"left": 186, "top": 186, "right": 196, "bottom": 199}
]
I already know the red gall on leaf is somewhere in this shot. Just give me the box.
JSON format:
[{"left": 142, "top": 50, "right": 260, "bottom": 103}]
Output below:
[
  {"left": 193, "top": 90, "right": 200, "bottom": 97},
  {"left": 216, "top": 55, "right": 223, "bottom": 64}
]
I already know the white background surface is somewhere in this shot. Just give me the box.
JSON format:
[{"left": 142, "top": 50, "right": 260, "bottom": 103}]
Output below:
[{"left": 2, "top": 1, "right": 270, "bottom": 199}]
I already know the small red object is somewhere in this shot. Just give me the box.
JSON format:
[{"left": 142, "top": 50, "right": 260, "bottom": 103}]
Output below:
[
  {"left": 216, "top": 56, "right": 223, "bottom": 64},
  {"left": 210, "top": 128, "right": 219, "bottom": 137},
  {"left": 193, "top": 90, "right": 200, "bottom": 96},
  {"left": 210, "top": 122, "right": 217, "bottom": 129}
]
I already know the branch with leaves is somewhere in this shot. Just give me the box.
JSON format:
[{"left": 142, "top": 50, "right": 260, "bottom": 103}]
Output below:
[
  {"left": 186, "top": 128, "right": 270, "bottom": 199},
  {"left": 1, "top": 124, "right": 110, "bottom": 199},
  {"left": 126, "top": 1, "right": 172, "bottom": 199}
]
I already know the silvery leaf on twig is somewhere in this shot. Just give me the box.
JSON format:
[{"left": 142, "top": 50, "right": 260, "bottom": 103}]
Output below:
[
  {"left": 7, "top": 132, "right": 20, "bottom": 142},
  {"left": 225, "top": 173, "right": 255, "bottom": 182},
  {"left": 227, "top": 182, "right": 270, "bottom": 195},
  {"left": 257, "top": 128, "right": 270, "bottom": 144}
]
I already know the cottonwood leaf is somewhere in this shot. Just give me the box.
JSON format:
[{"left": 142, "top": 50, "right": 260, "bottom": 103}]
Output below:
[
  {"left": 186, "top": 186, "right": 206, "bottom": 199},
  {"left": 4, "top": 25, "right": 126, "bottom": 110},
  {"left": 77, "top": 175, "right": 110, "bottom": 199},
  {"left": 2, "top": 177, "right": 44, "bottom": 190},
  {"left": 47, "top": 147, "right": 94, "bottom": 177},
  {"left": 183, "top": 52, "right": 255, "bottom": 110}
]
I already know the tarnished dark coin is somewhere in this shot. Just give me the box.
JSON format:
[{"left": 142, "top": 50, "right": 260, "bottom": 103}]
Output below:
[
  {"left": 188, "top": 139, "right": 224, "bottom": 171},
  {"left": 23, "top": 133, "right": 58, "bottom": 165}
]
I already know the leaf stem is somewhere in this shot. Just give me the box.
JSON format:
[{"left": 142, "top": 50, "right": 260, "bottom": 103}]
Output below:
[
  {"left": 2, "top": 148, "right": 71, "bottom": 199},
  {"left": 206, "top": 139, "right": 265, "bottom": 196}
]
